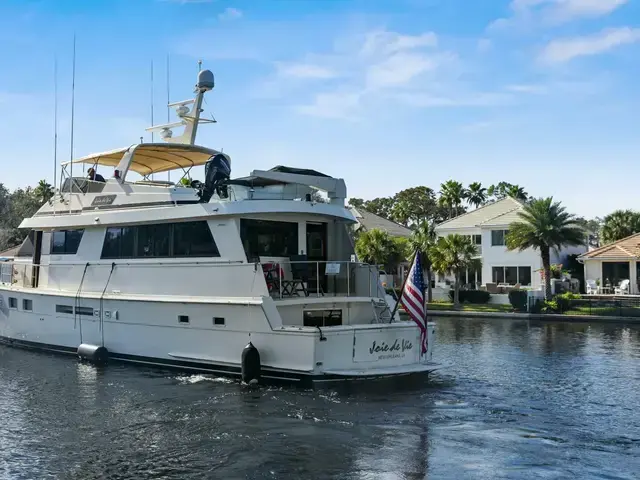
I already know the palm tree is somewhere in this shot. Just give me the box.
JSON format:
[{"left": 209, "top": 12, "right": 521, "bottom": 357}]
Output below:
[
  {"left": 430, "top": 234, "right": 477, "bottom": 308},
  {"left": 33, "top": 180, "right": 54, "bottom": 203},
  {"left": 438, "top": 180, "right": 465, "bottom": 219},
  {"left": 601, "top": 210, "right": 640, "bottom": 244},
  {"left": 506, "top": 184, "right": 528, "bottom": 202},
  {"left": 506, "top": 197, "right": 584, "bottom": 301},
  {"left": 465, "top": 182, "right": 487, "bottom": 208},
  {"left": 355, "top": 229, "right": 395, "bottom": 267},
  {"left": 409, "top": 221, "right": 436, "bottom": 302}
]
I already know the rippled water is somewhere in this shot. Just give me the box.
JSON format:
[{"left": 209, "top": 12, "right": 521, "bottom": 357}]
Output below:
[{"left": 1, "top": 318, "right": 639, "bottom": 479}]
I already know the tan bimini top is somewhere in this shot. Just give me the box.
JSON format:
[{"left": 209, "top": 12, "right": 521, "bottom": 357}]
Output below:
[{"left": 62, "top": 143, "right": 225, "bottom": 176}]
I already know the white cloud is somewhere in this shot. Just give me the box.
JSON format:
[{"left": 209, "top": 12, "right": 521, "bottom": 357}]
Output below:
[
  {"left": 393, "top": 92, "right": 513, "bottom": 108},
  {"left": 218, "top": 7, "right": 242, "bottom": 20},
  {"left": 276, "top": 62, "right": 338, "bottom": 79},
  {"left": 295, "top": 92, "right": 362, "bottom": 119},
  {"left": 506, "top": 84, "right": 548, "bottom": 94},
  {"left": 489, "top": 0, "right": 629, "bottom": 30},
  {"left": 539, "top": 27, "right": 640, "bottom": 63},
  {"left": 365, "top": 52, "right": 438, "bottom": 89}
]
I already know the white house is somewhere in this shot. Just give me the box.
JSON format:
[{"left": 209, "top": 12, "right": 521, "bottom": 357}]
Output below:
[
  {"left": 434, "top": 197, "right": 586, "bottom": 291},
  {"left": 578, "top": 232, "right": 640, "bottom": 294}
]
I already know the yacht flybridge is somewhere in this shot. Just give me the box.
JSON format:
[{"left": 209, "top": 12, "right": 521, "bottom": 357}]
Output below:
[{"left": 0, "top": 68, "right": 438, "bottom": 384}]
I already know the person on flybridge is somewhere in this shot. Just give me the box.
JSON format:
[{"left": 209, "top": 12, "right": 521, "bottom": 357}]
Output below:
[{"left": 87, "top": 167, "right": 105, "bottom": 183}]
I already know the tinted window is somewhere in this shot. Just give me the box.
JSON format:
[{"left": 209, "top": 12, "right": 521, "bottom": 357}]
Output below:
[
  {"left": 56, "top": 304, "right": 74, "bottom": 314},
  {"left": 173, "top": 221, "right": 219, "bottom": 257},
  {"left": 505, "top": 266, "right": 518, "bottom": 284},
  {"left": 492, "top": 267, "right": 505, "bottom": 284},
  {"left": 518, "top": 266, "right": 532, "bottom": 286},
  {"left": 491, "top": 230, "right": 505, "bottom": 246},
  {"left": 51, "top": 230, "right": 84, "bottom": 254},
  {"left": 240, "top": 219, "right": 298, "bottom": 258},
  {"left": 102, "top": 227, "right": 135, "bottom": 259},
  {"left": 137, "top": 224, "right": 170, "bottom": 257}
]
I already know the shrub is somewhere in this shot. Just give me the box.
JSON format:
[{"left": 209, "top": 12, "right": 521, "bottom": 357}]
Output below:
[
  {"left": 542, "top": 299, "right": 559, "bottom": 313},
  {"left": 554, "top": 292, "right": 581, "bottom": 313},
  {"left": 508, "top": 289, "right": 528, "bottom": 312},
  {"left": 448, "top": 289, "right": 491, "bottom": 304}
]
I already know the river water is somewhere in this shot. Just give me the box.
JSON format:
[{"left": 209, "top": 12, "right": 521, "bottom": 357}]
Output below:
[{"left": 1, "top": 317, "right": 639, "bottom": 479}]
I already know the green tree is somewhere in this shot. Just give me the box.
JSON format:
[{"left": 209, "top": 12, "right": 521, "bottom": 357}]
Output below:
[
  {"left": 409, "top": 221, "right": 436, "bottom": 302},
  {"left": 355, "top": 229, "right": 396, "bottom": 267},
  {"left": 487, "top": 182, "right": 528, "bottom": 202},
  {"left": 363, "top": 197, "right": 394, "bottom": 220},
  {"left": 348, "top": 198, "right": 365, "bottom": 209},
  {"left": 601, "top": 210, "right": 640, "bottom": 244},
  {"left": 34, "top": 180, "right": 54, "bottom": 204},
  {"left": 0, "top": 187, "right": 41, "bottom": 250},
  {"left": 391, "top": 186, "right": 437, "bottom": 227},
  {"left": 465, "top": 182, "right": 487, "bottom": 208},
  {"left": 506, "top": 197, "right": 584, "bottom": 301},
  {"left": 430, "top": 234, "right": 477, "bottom": 308},
  {"left": 438, "top": 180, "right": 466, "bottom": 219}
]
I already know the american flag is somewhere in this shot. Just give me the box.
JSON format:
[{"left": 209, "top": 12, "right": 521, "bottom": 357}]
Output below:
[{"left": 401, "top": 251, "right": 428, "bottom": 355}]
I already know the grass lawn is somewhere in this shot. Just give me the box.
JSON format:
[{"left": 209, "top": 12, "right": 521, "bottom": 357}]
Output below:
[{"left": 426, "top": 302, "right": 514, "bottom": 313}]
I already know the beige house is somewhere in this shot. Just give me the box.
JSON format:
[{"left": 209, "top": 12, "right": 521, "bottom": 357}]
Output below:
[{"left": 579, "top": 233, "right": 640, "bottom": 294}]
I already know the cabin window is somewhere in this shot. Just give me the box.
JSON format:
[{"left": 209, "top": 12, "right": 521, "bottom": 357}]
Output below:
[
  {"left": 303, "top": 309, "right": 342, "bottom": 327},
  {"left": 213, "top": 317, "right": 225, "bottom": 326},
  {"left": 101, "top": 222, "right": 219, "bottom": 259},
  {"left": 56, "top": 304, "right": 74, "bottom": 314},
  {"left": 137, "top": 224, "right": 171, "bottom": 257},
  {"left": 23, "top": 299, "right": 33, "bottom": 311},
  {"left": 240, "top": 219, "right": 298, "bottom": 259},
  {"left": 51, "top": 229, "right": 84, "bottom": 254},
  {"left": 102, "top": 227, "right": 135, "bottom": 258},
  {"left": 9, "top": 297, "right": 17, "bottom": 309},
  {"left": 178, "top": 315, "right": 189, "bottom": 324},
  {"left": 174, "top": 221, "right": 220, "bottom": 257},
  {"left": 76, "top": 306, "right": 95, "bottom": 316}
]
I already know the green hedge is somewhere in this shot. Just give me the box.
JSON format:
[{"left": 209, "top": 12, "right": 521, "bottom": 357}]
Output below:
[
  {"left": 448, "top": 290, "right": 491, "bottom": 304},
  {"left": 508, "top": 290, "right": 528, "bottom": 312}
]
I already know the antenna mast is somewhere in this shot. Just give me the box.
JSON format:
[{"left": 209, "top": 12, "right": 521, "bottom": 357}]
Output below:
[
  {"left": 150, "top": 60, "right": 154, "bottom": 143},
  {"left": 69, "top": 34, "right": 76, "bottom": 210},
  {"left": 53, "top": 56, "right": 58, "bottom": 192},
  {"left": 166, "top": 55, "right": 171, "bottom": 182}
]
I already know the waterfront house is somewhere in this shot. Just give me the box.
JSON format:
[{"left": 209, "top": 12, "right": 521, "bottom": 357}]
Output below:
[
  {"left": 434, "top": 197, "right": 586, "bottom": 291},
  {"left": 578, "top": 232, "right": 640, "bottom": 294}
]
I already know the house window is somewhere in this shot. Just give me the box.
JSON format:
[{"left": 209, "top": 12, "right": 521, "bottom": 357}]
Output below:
[
  {"left": 518, "top": 267, "right": 532, "bottom": 286},
  {"left": 9, "top": 297, "right": 17, "bottom": 309},
  {"left": 505, "top": 267, "right": 518, "bottom": 284},
  {"left": 56, "top": 304, "right": 74, "bottom": 314},
  {"left": 491, "top": 266, "right": 532, "bottom": 286},
  {"left": 213, "top": 317, "right": 225, "bottom": 326},
  {"left": 491, "top": 230, "right": 508, "bottom": 246},
  {"left": 51, "top": 229, "right": 84, "bottom": 254},
  {"left": 240, "top": 219, "right": 298, "bottom": 259},
  {"left": 492, "top": 267, "right": 505, "bottom": 284},
  {"left": 23, "top": 299, "right": 33, "bottom": 311},
  {"left": 101, "top": 221, "right": 220, "bottom": 259}
]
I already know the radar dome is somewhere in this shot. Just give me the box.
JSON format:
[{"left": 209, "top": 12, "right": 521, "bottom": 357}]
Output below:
[{"left": 197, "top": 69, "right": 215, "bottom": 91}]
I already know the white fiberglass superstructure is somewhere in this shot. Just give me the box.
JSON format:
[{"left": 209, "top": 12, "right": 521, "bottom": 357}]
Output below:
[{"left": 0, "top": 69, "right": 437, "bottom": 384}]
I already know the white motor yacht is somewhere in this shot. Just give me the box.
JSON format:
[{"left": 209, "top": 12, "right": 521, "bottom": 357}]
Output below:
[{"left": 0, "top": 68, "right": 438, "bottom": 385}]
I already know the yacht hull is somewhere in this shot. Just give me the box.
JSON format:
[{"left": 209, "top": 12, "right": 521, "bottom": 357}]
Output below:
[{"left": 0, "top": 288, "right": 438, "bottom": 385}]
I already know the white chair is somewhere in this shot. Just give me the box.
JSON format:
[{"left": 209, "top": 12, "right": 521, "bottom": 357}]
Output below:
[
  {"left": 585, "top": 279, "right": 598, "bottom": 295},
  {"left": 615, "top": 279, "right": 630, "bottom": 295}
]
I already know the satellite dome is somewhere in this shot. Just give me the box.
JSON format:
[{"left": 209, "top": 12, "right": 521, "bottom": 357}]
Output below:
[{"left": 197, "top": 69, "right": 215, "bottom": 91}]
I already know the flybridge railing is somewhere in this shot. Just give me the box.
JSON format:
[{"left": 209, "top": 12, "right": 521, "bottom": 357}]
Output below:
[{"left": 0, "top": 260, "right": 386, "bottom": 300}]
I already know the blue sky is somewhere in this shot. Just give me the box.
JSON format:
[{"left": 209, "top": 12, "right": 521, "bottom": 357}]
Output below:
[{"left": 1, "top": 0, "right": 639, "bottom": 217}]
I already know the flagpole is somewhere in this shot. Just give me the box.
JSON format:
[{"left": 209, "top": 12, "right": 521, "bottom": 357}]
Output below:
[{"left": 389, "top": 249, "right": 419, "bottom": 322}]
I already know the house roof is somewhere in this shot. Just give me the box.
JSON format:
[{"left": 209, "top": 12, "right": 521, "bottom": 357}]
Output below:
[
  {"left": 349, "top": 207, "right": 412, "bottom": 238},
  {"left": 578, "top": 232, "right": 640, "bottom": 260},
  {"left": 435, "top": 197, "right": 523, "bottom": 230}
]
